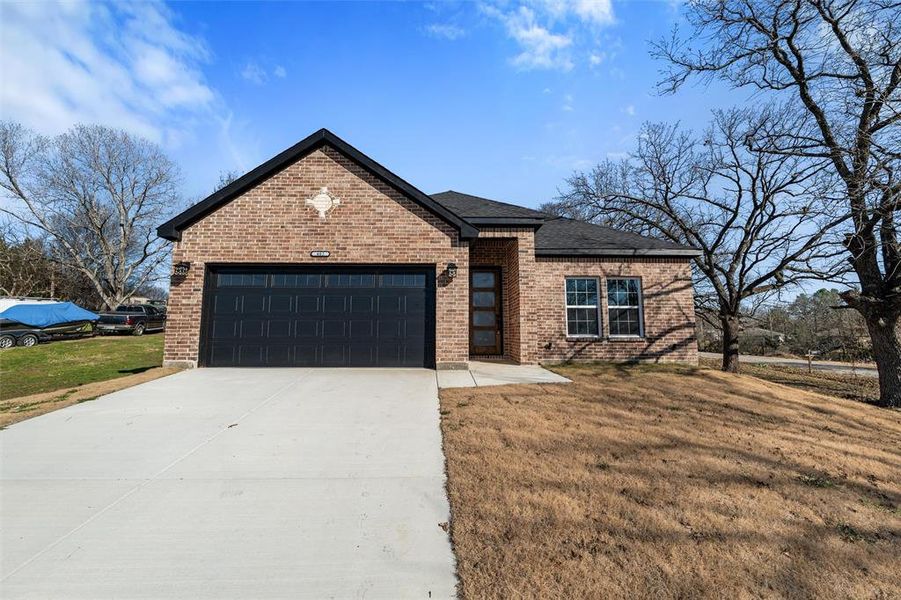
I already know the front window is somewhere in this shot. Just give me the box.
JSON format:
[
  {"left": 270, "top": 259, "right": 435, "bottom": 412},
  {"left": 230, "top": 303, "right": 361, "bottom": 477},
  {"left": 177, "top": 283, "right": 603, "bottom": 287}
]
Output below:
[
  {"left": 565, "top": 278, "right": 600, "bottom": 336},
  {"left": 607, "top": 278, "right": 643, "bottom": 336}
]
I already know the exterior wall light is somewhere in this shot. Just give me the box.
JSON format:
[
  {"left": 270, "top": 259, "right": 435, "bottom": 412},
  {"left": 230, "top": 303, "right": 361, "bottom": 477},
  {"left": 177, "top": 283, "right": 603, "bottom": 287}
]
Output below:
[
  {"left": 447, "top": 263, "right": 458, "bottom": 279},
  {"left": 173, "top": 261, "right": 191, "bottom": 276}
]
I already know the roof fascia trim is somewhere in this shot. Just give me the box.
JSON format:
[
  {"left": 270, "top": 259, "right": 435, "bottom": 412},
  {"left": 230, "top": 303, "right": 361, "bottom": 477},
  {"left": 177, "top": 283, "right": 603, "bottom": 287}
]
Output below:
[{"left": 536, "top": 248, "right": 701, "bottom": 257}]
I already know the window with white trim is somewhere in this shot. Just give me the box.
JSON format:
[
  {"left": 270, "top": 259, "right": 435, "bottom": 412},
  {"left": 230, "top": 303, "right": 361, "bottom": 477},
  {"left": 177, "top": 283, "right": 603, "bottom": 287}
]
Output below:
[
  {"left": 607, "top": 278, "right": 644, "bottom": 336},
  {"left": 565, "top": 278, "right": 600, "bottom": 336}
]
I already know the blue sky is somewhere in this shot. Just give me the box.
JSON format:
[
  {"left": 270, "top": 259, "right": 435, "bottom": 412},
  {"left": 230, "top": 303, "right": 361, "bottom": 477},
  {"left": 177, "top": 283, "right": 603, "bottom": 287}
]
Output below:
[{"left": 1, "top": 0, "right": 745, "bottom": 210}]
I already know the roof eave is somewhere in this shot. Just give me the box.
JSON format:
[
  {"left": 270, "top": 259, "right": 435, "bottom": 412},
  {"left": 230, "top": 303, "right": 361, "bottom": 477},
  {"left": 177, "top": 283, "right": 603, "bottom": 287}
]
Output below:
[
  {"left": 536, "top": 248, "right": 701, "bottom": 257},
  {"left": 467, "top": 217, "right": 546, "bottom": 227}
]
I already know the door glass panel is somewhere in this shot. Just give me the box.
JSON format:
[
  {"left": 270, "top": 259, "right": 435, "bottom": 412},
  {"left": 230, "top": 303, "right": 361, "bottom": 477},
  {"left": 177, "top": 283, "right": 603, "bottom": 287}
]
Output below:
[
  {"left": 473, "top": 291, "right": 495, "bottom": 307},
  {"left": 473, "top": 330, "right": 495, "bottom": 346},
  {"left": 472, "top": 311, "right": 496, "bottom": 326},
  {"left": 472, "top": 272, "right": 496, "bottom": 288}
]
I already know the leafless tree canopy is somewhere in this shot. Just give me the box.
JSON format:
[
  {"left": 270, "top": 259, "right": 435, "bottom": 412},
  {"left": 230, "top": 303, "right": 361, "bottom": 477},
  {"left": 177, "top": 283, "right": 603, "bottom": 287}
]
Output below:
[
  {"left": 0, "top": 123, "right": 180, "bottom": 309},
  {"left": 652, "top": 0, "right": 901, "bottom": 404},
  {"left": 550, "top": 108, "right": 842, "bottom": 371},
  {"left": 0, "top": 226, "right": 49, "bottom": 298}
]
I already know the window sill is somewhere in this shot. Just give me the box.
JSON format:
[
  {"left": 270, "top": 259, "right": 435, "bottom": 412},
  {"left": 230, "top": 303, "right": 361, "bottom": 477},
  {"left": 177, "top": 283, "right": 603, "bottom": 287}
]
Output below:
[
  {"left": 608, "top": 335, "right": 644, "bottom": 341},
  {"left": 566, "top": 335, "right": 601, "bottom": 340}
]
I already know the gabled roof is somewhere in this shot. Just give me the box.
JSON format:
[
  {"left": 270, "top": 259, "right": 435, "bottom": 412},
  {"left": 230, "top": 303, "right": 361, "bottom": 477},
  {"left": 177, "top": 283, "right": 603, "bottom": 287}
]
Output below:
[
  {"left": 157, "top": 129, "right": 479, "bottom": 241},
  {"left": 432, "top": 191, "right": 699, "bottom": 257}
]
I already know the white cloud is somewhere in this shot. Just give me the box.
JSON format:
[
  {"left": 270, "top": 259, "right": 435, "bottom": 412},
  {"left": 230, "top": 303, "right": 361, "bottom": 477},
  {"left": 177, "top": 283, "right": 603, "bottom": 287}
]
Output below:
[
  {"left": 562, "top": 94, "right": 574, "bottom": 111},
  {"left": 273, "top": 65, "right": 287, "bottom": 79},
  {"left": 425, "top": 23, "right": 466, "bottom": 40},
  {"left": 483, "top": 1, "right": 616, "bottom": 71},
  {"left": 623, "top": 104, "right": 635, "bottom": 116},
  {"left": 240, "top": 61, "right": 267, "bottom": 85},
  {"left": 572, "top": 0, "right": 614, "bottom": 25},
  {"left": 489, "top": 6, "right": 573, "bottom": 71},
  {"left": 589, "top": 51, "right": 607, "bottom": 66},
  {"left": 0, "top": 0, "right": 219, "bottom": 147}
]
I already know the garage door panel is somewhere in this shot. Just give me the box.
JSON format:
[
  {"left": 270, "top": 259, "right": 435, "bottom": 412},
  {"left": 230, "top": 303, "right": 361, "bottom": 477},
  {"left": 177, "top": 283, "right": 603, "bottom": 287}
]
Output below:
[
  {"left": 378, "top": 296, "right": 403, "bottom": 314},
  {"left": 349, "top": 320, "right": 374, "bottom": 338},
  {"left": 350, "top": 296, "right": 373, "bottom": 313},
  {"left": 203, "top": 267, "right": 433, "bottom": 368},
  {"left": 320, "top": 344, "right": 346, "bottom": 366},
  {"left": 240, "top": 320, "right": 265, "bottom": 338},
  {"left": 241, "top": 294, "right": 265, "bottom": 313},
  {"left": 295, "top": 320, "right": 318, "bottom": 338},
  {"left": 237, "top": 344, "right": 266, "bottom": 366},
  {"left": 266, "top": 345, "right": 292, "bottom": 365},
  {"left": 296, "top": 295, "right": 320, "bottom": 314},
  {"left": 323, "top": 296, "right": 347, "bottom": 313},
  {"left": 268, "top": 294, "right": 292, "bottom": 313},
  {"left": 211, "top": 320, "right": 238, "bottom": 339},
  {"left": 267, "top": 320, "right": 292, "bottom": 338},
  {"left": 406, "top": 318, "right": 426, "bottom": 337},
  {"left": 213, "top": 294, "right": 241, "bottom": 314},
  {"left": 321, "top": 320, "right": 346, "bottom": 338},
  {"left": 294, "top": 345, "right": 318, "bottom": 366},
  {"left": 209, "top": 344, "right": 235, "bottom": 365},
  {"left": 348, "top": 345, "right": 376, "bottom": 366}
]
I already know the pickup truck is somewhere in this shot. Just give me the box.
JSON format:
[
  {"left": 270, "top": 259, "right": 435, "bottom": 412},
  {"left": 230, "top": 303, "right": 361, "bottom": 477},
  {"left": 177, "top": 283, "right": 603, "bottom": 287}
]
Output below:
[{"left": 97, "top": 305, "right": 166, "bottom": 336}]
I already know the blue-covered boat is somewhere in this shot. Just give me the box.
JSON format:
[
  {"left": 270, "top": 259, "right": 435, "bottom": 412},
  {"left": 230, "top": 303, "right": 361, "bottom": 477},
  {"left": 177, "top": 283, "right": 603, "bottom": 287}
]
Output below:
[{"left": 0, "top": 302, "right": 99, "bottom": 348}]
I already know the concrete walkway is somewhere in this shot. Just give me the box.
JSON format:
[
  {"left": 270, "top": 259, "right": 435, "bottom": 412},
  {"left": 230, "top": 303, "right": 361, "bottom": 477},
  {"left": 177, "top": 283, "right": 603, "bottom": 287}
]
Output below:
[
  {"left": 0, "top": 369, "right": 457, "bottom": 599},
  {"left": 437, "top": 361, "right": 571, "bottom": 389}
]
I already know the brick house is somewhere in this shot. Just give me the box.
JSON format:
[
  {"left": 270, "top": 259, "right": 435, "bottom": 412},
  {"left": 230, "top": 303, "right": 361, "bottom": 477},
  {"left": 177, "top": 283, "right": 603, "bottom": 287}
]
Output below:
[{"left": 157, "top": 129, "right": 698, "bottom": 369}]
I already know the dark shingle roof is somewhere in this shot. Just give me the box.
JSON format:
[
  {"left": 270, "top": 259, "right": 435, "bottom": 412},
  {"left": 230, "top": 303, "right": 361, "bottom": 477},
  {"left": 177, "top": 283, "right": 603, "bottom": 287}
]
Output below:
[
  {"left": 430, "top": 191, "right": 549, "bottom": 221},
  {"left": 432, "top": 190, "right": 698, "bottom": 257},
  {"left": 534, "top": 217, "right": 697, "bottom": 256}
]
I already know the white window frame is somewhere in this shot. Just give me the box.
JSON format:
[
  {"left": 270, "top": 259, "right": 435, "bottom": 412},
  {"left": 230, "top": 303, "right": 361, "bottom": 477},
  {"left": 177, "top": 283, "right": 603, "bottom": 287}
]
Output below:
[
  {"left": 564, "top": 277, "right": 601, "bottom": 338},
  {"left": 606, "top": 277, "right": 645, "bottom": 338}
]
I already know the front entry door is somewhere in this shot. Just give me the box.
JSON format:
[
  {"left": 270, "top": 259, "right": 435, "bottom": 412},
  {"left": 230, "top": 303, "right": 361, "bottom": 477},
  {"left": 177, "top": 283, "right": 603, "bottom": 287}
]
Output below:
[{"left": 470, "top": 268, "right": 502, "bottom": 355}]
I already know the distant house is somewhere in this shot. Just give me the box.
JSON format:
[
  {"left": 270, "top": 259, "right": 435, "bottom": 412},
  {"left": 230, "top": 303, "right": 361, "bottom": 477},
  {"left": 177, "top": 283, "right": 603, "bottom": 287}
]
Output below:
[{"left": 157, "top": 129, "right": 698, "bottom": 369}]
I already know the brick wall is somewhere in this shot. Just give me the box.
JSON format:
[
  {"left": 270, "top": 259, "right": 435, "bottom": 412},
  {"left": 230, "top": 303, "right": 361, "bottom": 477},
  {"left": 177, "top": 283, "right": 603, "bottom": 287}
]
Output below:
[
  {"left": 165, "top": 146, "right": 470, "bottom": 368},
  {"left": 530, "top": 256, "right": 697, "bottom": 364}
]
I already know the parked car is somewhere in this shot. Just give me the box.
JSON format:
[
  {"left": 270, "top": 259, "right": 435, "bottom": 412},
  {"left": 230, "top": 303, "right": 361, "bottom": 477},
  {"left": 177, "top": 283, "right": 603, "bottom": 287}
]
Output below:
[
  {"left": 97, "top": 305, "right": 166, "bottom": 335},
  {"left": 0, "top": 319, "right": 53, "bottom": 348}
]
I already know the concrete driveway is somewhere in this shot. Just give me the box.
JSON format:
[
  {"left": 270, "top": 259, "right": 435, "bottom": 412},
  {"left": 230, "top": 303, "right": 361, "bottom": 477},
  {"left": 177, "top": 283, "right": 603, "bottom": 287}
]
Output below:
[{"left": 0, "top": 369, "right": 457, "bottom": 599}]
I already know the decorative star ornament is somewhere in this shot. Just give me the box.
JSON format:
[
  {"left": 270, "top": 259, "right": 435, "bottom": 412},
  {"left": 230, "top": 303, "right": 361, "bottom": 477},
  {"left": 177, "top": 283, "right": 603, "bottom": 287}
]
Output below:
[{"left": 305, "top": 186, "right": 340, "bottom": 218}]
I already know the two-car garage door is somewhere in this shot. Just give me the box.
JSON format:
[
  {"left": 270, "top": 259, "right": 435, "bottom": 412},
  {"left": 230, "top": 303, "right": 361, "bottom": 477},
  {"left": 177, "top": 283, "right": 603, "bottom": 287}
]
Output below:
[{"left": 201, "top": 267, "right": 434, "bottom": 368}]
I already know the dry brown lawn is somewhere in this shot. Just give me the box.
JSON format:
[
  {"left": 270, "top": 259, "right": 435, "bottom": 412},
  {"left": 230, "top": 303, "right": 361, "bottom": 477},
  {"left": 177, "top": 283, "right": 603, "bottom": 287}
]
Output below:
[
  {"left": 699, "top": 357, "right": 881, "bottom": 405},
  {"left": 440, "top": 363, "right": 901, "bottom": 599}
]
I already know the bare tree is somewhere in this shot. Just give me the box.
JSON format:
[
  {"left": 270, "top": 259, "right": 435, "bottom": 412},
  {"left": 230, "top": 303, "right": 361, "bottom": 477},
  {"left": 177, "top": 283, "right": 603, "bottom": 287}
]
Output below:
[
  {"left": 0, "top": 226, "right": 51, "bottom": 297},
  {"left": 0, "top": 123, "right": 180, "bottom": 310},
  {"left": 653, "top": 0, "right": 901, "bottom": 405},
  {"left": 548, "top": 108, "right": 843, "bottom": 372},
  {"left": 215, "top": 170, "right": 242, "bottom": 192}
]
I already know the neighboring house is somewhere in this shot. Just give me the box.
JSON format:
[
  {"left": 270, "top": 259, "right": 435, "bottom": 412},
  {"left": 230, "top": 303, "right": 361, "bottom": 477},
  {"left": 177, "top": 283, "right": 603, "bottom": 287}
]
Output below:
[{"left": 157, "top": 129, "right": 698, "bottom": 369}]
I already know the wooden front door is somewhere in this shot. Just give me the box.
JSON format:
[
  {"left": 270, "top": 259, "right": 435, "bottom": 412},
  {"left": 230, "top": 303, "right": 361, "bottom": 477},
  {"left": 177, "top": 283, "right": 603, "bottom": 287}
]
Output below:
[{"left": 470, "top": 268, "right": 502, "bottom": 355}]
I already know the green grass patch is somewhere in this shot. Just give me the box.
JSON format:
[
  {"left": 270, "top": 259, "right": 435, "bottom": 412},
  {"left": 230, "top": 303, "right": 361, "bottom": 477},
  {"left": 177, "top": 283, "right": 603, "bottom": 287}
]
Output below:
[{"left": 0, "top": 334, "right": 164, "bottom": 401}]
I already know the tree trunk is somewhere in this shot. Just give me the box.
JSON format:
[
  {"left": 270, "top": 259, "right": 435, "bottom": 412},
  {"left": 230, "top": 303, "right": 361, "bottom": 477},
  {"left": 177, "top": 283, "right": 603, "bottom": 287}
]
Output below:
[
  {"left": 721, "top": 315, "right": 740, "bottom": 373},
  {"left": 864, "top": 311, "right": 901, "bottom": 408}
]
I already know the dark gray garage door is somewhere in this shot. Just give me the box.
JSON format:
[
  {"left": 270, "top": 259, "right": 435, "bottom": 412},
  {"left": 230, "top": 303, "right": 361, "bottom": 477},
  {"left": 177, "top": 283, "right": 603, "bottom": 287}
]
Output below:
[{"left": 202, "top": 267, "right": 435, "bottom": 368}]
